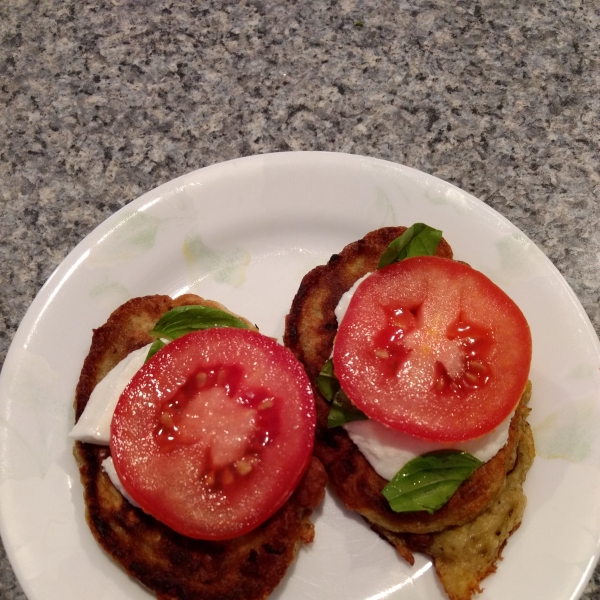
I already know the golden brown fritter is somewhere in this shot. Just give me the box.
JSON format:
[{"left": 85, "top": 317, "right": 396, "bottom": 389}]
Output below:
[
  {"left": 283, "top": 227, "right": 535, "bottom": 598},
  {"left": 73, "top": 294, "right": 327, "bottom": 600},
  {"left": 405, "top": 418, "right": 534, "bottom": 600}
]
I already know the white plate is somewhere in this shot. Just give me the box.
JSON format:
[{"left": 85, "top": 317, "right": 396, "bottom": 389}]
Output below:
[{"left": 1, "top": 151, "right": 600, "bottom": 600}]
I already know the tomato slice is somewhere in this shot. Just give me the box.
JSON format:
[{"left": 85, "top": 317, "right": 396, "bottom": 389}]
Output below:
[
  {"left": 110, "top": 328, "right": 316, "bottom": 540},
  {"left": 333, "top": 256, "right": 531, "bottom": 442}
]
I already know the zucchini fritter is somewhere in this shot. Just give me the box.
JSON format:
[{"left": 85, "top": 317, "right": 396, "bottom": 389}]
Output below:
[
  {"left": 284, "top": 227, "right": 534, "bottom": 599},
  {"left": 73, "top": 294, "right": 327, "bottom": 600}
]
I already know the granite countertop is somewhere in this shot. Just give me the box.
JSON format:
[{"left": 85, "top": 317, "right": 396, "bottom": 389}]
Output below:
[{"left": 1, "top": 1, "right": 599, "bottom": 599}]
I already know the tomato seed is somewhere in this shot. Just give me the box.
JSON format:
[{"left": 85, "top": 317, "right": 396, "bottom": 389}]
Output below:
[
  {"left": 433, "top": 376, "right": 446, "bottom": 393},
  {"left": 204, "top": 470, "right": 216, "bottom": 487},
  {"left": 469, "top": 360, "right": 487, "bottom": 372},
  {"left": 196, "top": 372, "right": 207, "bottom": 386},
  {"left": 389, "top": 306, "right": 418, "bottom": 330},
  {"left": 220, "top": 467, "right": 235, "bottom": 486},
  {"left": 464, "top": 371, "right": 479, "bottom": 384},
  {"left": 217, "top": 369, "right": 227, "bottom": 386},
  {"left": 374, "top": 348, "right": 390, "bottom": 359},
  {"left": 236, "top": 459, "right": 253, "bottom": 475},
  {"left": 160, "top": 411, "right": 174, "bottom": 427},
  {"left": 258, "top": 397, "right": 274, "bottom": 410}
]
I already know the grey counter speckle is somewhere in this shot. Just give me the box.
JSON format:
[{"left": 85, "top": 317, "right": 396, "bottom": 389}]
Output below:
[{"left": 1, "top": 1, "right": 599, "bottom": 599}]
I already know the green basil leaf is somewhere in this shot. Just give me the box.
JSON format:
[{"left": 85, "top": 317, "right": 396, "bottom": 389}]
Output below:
[
  {"left": 318, "top": 359, "right": 368, "bottom": 427},
  {"left": 317, "top": 358, "right": 341, "bottom": 401},
  {"left": 149, "top": 305, "right": 251, "bottom": 340},
  {"left": 377, "top": 223, "right": 443, "bottom": 269},
  {"left": 327, "top": 388, "right": 368, "bottom": 428},
  {"left": 145, "top": 339, "right": 167, "bottom": 362},
  {"left": 382, "top": 450, "right": 482, "bottom": 514}
]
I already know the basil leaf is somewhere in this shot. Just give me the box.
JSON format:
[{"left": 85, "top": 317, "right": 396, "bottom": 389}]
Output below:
[
  {"left": 145, "top": 339, "right": 166, "bottom": 362},
  {"left": 327, "top": 387, "right": 368, "bottom": 428},
  {"left": 149, "top": 305, "right": 251, "bottom": 340},
  {"left": 377, "top": 223, "right": 443, "bottom": 269},
  {"left": 382, "top": 450, "right": 482, "bottom": 514},
  {"left": 317, "top": 359, "right": 368, "bottom": 427},
  {"left": 317, "top": 358, "right": 340, "bottom": 401}
]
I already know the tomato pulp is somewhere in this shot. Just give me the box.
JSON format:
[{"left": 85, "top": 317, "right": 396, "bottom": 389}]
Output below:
[
  {"left": 110, "top": 328, "right": 316, "bottom": 540},
  {"left": 333, "top": 256, "right": 532, "bottom": 442}
]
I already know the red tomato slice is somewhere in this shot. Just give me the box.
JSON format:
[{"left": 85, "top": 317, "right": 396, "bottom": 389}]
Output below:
[
  {"left": 333, "top": 256, "right": 531, "bottom": 442},
  {"left": 110, "top": 328, "right": 316, "bottom": 541}
]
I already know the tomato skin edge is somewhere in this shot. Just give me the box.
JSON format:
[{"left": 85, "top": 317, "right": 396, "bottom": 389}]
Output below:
[{"left": 110, "top": 328, "right": 316, "bottom": 541}]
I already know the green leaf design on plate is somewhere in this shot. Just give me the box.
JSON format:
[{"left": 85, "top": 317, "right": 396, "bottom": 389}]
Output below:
[
  {"left": 149, "top": 305, "right": 251, "bottom": 341},
  {"left": 377, "top": 223, "right": 443, "bottom": 269},
  {"left": 382, "top": 450, "right": 483, "bottom": 514}
]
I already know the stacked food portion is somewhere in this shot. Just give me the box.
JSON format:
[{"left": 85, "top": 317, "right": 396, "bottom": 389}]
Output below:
[
  {"left": 284, "top": 225, "right": 535, "bottom": 600},
  {"left": 71, "top": 294, "right": 327, "bottom": 600}
]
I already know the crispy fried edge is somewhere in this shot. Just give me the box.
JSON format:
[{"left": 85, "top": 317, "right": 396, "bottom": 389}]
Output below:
[
  {"left": 73, "top": 294, "right": 327, "bottom": 600},
  {"left": 405, "top": 417, "right": 535, "bottom": 600}
]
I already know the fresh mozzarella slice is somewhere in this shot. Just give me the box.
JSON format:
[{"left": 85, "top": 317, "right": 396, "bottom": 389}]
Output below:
[
  {"left": 69, "top": 343, "right": 152, "bottom": 444},
  {"left": 334, "top": 272, "right": 371, "bottom": 324},
  {"left": 343, "top": 410, "right": 513, "bottom": 481},
  {"left": 101, "top": 456, "right": 140, "bottom": 507}
]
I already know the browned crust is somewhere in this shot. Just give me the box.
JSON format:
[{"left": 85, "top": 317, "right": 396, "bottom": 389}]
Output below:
[
  {"left": 405, "top": 417, "right": 535, "bottom": 600},
  {"left": 73, "top": 294, "right": 327, "bottom": 600},
  {"left": 283, "top": 226, "right": 535, "bottom": 598}
]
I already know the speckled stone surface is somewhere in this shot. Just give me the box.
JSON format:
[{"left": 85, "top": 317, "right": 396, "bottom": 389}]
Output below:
[{"left": 1, "top": 1, "right": 599, "bottom": 599}]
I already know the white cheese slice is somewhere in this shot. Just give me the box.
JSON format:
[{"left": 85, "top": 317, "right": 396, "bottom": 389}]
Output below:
[
  {"left": 69, "top": 343, "right": 152, "bottom": 444},
  {"left": 334, "top": 272, "right": 371, "bottom": 324},
  {"left": 101, "top": 456, "right": 140, "bottom": 507},
  {"left": 343, "top": 413, "right": 513, "bottom": 481}
]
